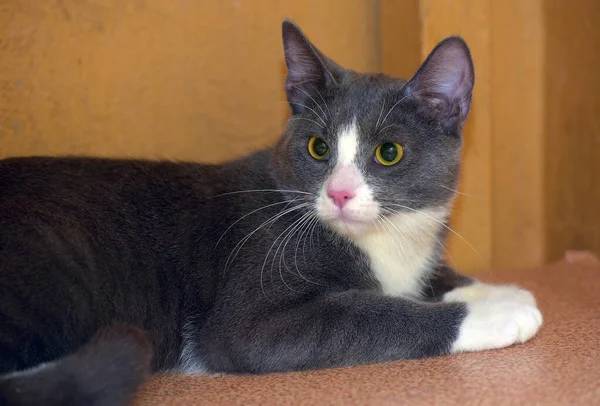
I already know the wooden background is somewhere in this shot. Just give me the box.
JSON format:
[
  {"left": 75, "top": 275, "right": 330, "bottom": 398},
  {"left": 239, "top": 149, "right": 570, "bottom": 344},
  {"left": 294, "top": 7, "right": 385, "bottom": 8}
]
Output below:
[{"left": 1, "top": 0, "right": 598, "bottom": 273}]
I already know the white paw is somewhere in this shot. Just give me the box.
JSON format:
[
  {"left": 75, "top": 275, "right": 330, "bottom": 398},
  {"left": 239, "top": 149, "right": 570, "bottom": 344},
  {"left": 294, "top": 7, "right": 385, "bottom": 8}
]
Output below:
[
  {"left": 452, "top": 298, "right": 543, "bottom": 353},
  {"left": 444, "top": 283, "right": 537, "bottom": 307}
]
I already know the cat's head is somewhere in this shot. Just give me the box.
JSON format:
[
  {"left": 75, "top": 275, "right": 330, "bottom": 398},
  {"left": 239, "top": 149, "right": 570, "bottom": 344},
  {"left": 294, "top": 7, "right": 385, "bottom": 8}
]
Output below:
[{"left": 271, "top": 20, "right": 474, "bottom": 239}]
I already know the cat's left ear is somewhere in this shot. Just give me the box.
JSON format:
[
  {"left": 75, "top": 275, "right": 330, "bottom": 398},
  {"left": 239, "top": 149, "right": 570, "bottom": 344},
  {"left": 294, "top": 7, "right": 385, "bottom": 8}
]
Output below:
[
  {"left": 282, "top": 20, "right": 345, "bottom": 115},
  {"left": 404, "top": 36, "right": 475, "bottom": 126}
]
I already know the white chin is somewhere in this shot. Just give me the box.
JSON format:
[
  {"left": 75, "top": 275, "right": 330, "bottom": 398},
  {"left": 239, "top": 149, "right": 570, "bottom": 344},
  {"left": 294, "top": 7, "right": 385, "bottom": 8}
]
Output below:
[{"left": 327, "top": 218, "right": 372, "bottom": 237}]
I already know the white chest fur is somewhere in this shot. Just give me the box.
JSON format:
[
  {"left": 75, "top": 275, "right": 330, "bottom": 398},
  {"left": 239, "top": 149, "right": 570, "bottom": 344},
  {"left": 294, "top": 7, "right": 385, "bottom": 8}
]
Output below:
[{"left": 353, "top": 208, "right": 448, "bottom": 297}]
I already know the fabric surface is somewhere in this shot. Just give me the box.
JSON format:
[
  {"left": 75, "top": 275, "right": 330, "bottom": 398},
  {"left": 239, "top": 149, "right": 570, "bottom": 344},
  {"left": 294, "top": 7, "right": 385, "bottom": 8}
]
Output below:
[{"left": 134, "top": 253, "right": 600, "bottom": 405}]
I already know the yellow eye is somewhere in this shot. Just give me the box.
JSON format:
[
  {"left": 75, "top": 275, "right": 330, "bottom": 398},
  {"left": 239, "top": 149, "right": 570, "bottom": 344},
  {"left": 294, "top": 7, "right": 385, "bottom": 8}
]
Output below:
[
  {"left": 308, "top": 136, "right": 330, "bottom": 160},
  {"left": 375, "top": 142, "right": 404, "bottom": 166}
]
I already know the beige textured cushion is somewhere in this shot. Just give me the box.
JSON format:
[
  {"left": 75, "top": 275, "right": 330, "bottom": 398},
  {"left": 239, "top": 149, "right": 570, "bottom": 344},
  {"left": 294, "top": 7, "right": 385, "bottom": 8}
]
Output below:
[{"left": 135, "top": 253, "right": 600, "bottom": 406}]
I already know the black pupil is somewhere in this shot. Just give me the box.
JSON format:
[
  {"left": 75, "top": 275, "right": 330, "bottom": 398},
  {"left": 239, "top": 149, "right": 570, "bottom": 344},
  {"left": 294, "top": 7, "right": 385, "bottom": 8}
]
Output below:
[
  {"left": 380, "top": 143, "right": 398, "bottom": 162},
  {"left": 313, "top": 139, "right": 328, "bottom": 157}
]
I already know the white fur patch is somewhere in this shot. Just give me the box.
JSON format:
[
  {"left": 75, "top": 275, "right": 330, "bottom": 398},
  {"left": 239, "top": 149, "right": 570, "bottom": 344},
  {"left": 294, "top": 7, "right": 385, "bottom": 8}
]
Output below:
[
  {"left": 444, "top": 283, "right": 537, "bottom": 307},
  {"left": 177, "top": 341, "right": 208, "bottom": 374},
  {"left": 316, "top": 118, "right": 378, "bottom": 236},
  {"left": 447, "top": 284, "right": 543, "bottom": 353},
  {"left": 176, "top": 323, "right": 208, "bottom": 374},
  {"left": 336, "top": 119, "right": 359, "bottom": 165},
  {"left": 2, "top": 361, "right": 57, "bottom": 379},
  {"left": 353, "top": 208, "right": 448, "bottom": 297}
]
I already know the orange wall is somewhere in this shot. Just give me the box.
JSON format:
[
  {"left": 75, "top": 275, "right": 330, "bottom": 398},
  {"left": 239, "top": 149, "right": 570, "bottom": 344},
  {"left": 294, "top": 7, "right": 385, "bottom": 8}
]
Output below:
[
  {"left": 0, "top": 0, "right": 378, "bottom": 162},
  {"left": 416, "top": 0, "right": 495, "bottom": 272},
  {"left": 544, "top": 0, "right": 600, "bottom": 260}
]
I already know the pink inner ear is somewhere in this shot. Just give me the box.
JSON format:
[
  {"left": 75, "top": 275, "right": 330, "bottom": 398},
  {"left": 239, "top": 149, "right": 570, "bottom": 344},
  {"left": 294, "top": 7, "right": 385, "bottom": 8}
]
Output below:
[
  {"left": 428, "top": 48, "right": 472, "bottom": 100},
  {"left": 406, "top": 37, "right": 474, "bottom": 123}
]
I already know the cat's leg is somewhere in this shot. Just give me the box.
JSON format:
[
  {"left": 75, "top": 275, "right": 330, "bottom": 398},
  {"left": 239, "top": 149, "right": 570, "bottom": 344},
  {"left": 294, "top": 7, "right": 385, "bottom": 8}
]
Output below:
[
  {"left": 423, "top": 264, "right": 542, "bottom": 353},
  {"left": 424, "top": 263, "right": 538, "bottom": 306},
  {"left": 202, "top": 289, "right": 542, "bottom": 374},
  {"left": 422, "top": 263, "right": 476, "bottom": 301}
]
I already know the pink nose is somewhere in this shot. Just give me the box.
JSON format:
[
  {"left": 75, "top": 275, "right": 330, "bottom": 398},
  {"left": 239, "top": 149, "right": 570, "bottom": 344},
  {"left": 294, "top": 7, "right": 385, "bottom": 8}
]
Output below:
[{"left": 327, "top": 189, "right": 355, "bottom": 209}]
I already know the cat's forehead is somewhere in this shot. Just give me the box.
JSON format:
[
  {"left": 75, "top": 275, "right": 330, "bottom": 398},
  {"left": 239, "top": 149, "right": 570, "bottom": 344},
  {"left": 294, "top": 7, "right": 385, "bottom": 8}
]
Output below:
[
  {"left": 338, "top": 74, "right": 406, "bottom": 105},
  {"left": 323, "top": 74, "right": 413, "bottom": 142},
  {"left": 328, "top": 74, "right": 408, "bottom": 126}
]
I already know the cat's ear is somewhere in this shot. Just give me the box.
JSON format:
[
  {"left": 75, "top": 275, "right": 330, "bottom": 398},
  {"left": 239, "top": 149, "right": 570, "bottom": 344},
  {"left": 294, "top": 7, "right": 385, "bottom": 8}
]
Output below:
[
  {"left": 282, "top": 20, "right": 344, "bottom": 115},
  {"left": 404, "top": 36, "right": 475, "bottom": 126}
]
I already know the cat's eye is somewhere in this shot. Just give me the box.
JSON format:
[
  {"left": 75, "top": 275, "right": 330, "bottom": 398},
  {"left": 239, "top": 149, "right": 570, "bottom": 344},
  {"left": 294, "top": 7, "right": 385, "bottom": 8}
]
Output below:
[
  {"left": 308, "top": 136, "right": 330, "bottom": 160},
  {"left": 375, "top": 142, "right": 404, "bottom": 166}
]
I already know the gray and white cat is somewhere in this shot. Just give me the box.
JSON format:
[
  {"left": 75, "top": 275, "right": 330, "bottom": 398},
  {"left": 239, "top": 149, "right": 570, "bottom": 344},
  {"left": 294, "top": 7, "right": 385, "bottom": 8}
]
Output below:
[{"left": 0, "top": 20, "right": 542, "bottom": 406}]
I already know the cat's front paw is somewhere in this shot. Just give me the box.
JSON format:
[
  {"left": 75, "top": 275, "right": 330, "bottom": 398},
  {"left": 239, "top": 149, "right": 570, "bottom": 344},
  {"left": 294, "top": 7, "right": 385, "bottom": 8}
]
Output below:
[
  {"left": 444, "top": 283, "right": 537, "bottom": 307},
  {"left": 452, "top": 298, "right": 543, "bottom": 353}
]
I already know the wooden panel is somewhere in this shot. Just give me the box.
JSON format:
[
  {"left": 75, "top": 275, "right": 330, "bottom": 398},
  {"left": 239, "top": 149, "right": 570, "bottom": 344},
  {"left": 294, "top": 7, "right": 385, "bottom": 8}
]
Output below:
[
  {"left": 0, "top": 0, "right": 379, "bottom": 162},
  {"left": 380, "top": 0, "right": 421, "bottom": 79},
  {"left": 543, "top": 0, "right": 600, "bottom": 260},
  {"left": 490, "top": 0, "right": 546, "bottom": 268},
  {"left": 419, "top": 0, "right": 493, "bottom": 272}
]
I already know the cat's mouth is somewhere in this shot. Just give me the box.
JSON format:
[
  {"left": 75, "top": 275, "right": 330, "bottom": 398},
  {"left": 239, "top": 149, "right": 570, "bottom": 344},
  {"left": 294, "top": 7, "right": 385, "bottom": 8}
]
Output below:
[
  {"left": 315, "top": 169, "right": 380, "bottom": 237},
  {"left": 327, "top": 217, "right": 373, "bottom": 237},
  {"left": 317, "top": 205, "right": 379, "bottom": 237}
]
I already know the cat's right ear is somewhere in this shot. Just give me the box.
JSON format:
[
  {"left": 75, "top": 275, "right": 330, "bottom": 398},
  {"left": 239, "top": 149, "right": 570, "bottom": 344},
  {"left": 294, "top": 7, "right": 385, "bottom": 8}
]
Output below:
[
  {"left": 404, "top": 36, "right": 475, "bottom": 127},
  {"left": 282, "top": 20, "right": 344, "bottom": 115}
]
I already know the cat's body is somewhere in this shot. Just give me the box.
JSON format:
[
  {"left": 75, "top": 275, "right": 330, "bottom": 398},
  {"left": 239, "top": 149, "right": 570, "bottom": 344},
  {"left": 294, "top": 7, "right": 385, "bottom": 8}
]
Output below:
[{"left": 0, "top": 21, "right": 542, "bottom": 406}]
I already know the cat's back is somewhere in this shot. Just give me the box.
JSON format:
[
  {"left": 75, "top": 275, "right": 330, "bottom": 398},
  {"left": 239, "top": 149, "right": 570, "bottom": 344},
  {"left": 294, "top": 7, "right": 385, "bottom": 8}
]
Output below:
[
  {"left": 0, "top": 152, "right": 272, "bottom": 202},
  {"left": 0, "top": 156, "right": 221, "bottom": 266},
  {"left": 0, "top": 156, "right": 215, "bottom": 203},
  {"left": 0, "top": 152, "right": 275, "bottom": 247}
]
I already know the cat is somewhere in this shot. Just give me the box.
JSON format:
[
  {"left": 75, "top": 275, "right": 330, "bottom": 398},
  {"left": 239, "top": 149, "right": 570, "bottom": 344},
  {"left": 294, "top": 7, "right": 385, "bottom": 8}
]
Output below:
[{"left": 0, "top": 20, "right": 542, "bottom": 406}]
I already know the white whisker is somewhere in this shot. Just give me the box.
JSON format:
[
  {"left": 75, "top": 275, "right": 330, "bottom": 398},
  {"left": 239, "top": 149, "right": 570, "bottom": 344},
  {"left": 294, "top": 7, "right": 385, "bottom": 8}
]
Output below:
[
  {"left": 378, "top": 99, "right": 405, "bottom": 131},
  {"left": 265, "top": 198, "right": 300, "bottom": 233},
  {"left": 378, "top": 88, "right": 437, "bottom": 132},
  {"left": 438, "top": 184, "right": 477, "bottom": 197},
  {"left": 314, "top": 87, "right": 332, "bottom": 119},
  {"left": 304, "top": 215, "right": 321, "bottom": 266},
  {"left": 286, "top": 117, "right": 325, "bottom": 129},
  {"left": 376, "top": 124, "right": 403, "bottom": 135},
  {"left": 287, "top": 102, "right": 327, "bottom": 126},
  {"left": 382, "top": 204, "right": 481, "bottom": 259},
  {"left": 214, "top": 199, "right": 299, "bottom": 249},
  {"left": 262, "top": 209, "right": 312, "bottom": 297},
  {"left": 374, "top": 100, "right": 386, "bottom": 132},
  {"left": 223, "top": 202, "right": 311, "bottom": 277},
  {"left": 212, "top": 189, "right": 313, "bottom": 198},
  {"left": 292, "top": 212, "right": 323, "bottom": 286},
  {"left": 276, "top": 211, "right": 316, "bottom": 292},
  {"left": 291, "top": 85, "right": 329, "bottom": 120},
  {"left": 271, "top": 212, "right": 311, "bottom": 294}
]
